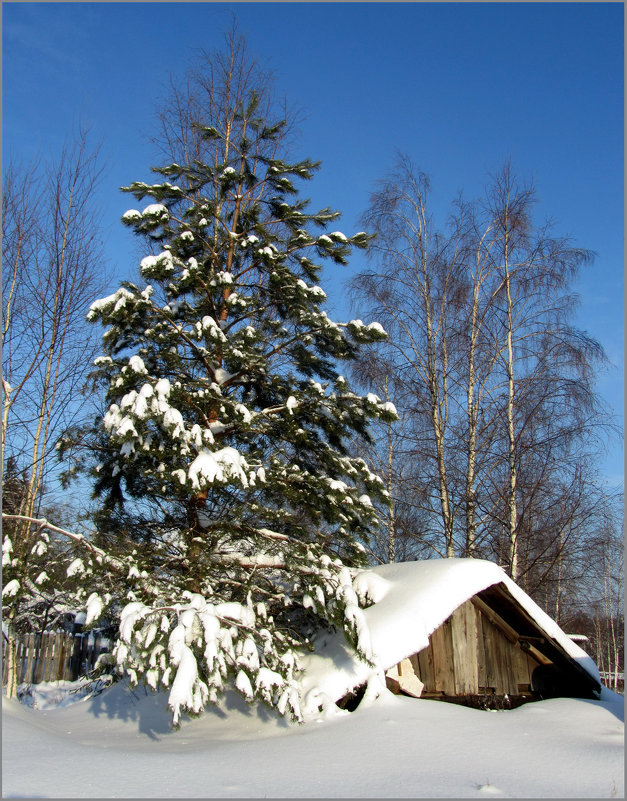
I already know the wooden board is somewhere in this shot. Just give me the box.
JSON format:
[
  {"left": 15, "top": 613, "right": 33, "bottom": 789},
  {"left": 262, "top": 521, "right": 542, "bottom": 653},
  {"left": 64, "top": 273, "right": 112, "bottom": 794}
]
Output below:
[
  {"left": 481, "top": 613, "right": 506, "bottom": 693},
  {"left": 475, "top": 610, "right": 490, "bottom": 693},
  {"left": 471, "top": 595, "right": 518, "bottom": 643},
  {"left": 33, "top": 634, "right": 49, "bottom": 683},
  {"left": 50, "top": 633, "right": 62, "bottom": 682},
  {"left": 396, "top": 658, "right": 425, "bottom": 697},
  {"left": 451, "top": 601, "right": 479, "bottom": 695},
  {"left": 23, "top": 634, "right": 36, "bottom": 685},
  {"left": 474, "top": 607, "right": 541, "bottom": 695},
  {"left": 430, "top": 616, "right": 456, "bottom": 695},
  {"left": 413, "top": 646, "right": 435, "bottom": 693}
]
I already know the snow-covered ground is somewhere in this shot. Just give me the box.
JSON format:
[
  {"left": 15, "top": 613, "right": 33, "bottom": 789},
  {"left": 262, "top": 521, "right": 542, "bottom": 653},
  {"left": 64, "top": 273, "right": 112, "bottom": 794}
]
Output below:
[{"left": 2, "top": 679, "right": 623, "bottom": 798}]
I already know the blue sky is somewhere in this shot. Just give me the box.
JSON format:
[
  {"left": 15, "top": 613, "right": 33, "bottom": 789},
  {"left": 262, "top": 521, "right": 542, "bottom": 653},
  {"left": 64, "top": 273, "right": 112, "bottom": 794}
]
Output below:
[{"left": 3, "top": 2, "right": 623, "bottom": 487}]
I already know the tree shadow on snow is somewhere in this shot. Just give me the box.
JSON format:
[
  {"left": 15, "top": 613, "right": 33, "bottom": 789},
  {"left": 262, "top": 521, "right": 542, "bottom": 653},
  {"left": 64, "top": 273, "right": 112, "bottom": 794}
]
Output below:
[
  {"left": 86, "top": 681, "right": 174, "bottom": 740},
  {"left": 85, "top": 680, "right": 289, "bottom": 741},
  {"left": 579, "top": 689, "right": 624, "bottom": 723},
  {"left": 220, "top": 687, "right": 290, "bottom": 727}
]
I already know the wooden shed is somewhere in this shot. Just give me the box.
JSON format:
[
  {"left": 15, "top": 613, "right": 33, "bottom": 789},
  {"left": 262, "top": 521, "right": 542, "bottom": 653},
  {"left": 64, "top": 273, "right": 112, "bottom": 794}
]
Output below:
[
  {"left": 298, "top": 559, "right": 602, "bottom": 714},
  {"left": 384, "top": 581, "right": 601, "bottom": 709}
]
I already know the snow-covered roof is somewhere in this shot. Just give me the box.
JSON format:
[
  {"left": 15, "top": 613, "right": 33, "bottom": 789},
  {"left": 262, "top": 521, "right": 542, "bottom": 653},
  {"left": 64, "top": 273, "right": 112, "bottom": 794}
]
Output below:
[{"left": 299, "top": 558, "right": 600, "bottom": 711}]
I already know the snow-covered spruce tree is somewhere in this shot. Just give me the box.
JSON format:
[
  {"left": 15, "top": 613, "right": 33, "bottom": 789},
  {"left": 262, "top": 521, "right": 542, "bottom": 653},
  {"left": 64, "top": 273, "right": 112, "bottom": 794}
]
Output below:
[{"left": 84, "top": 92, "right": 395, "bottom": 722}]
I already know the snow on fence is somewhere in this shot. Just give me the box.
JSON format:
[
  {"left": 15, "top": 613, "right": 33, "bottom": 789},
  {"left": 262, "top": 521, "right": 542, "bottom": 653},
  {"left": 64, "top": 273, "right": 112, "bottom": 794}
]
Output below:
[{"left": 2, "top": 631, "right": 111, "bottom": 686}]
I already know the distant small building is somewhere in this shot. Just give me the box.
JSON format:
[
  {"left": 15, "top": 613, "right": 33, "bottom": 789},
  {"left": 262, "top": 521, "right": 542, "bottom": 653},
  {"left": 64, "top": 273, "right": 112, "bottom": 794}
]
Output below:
[{"left": 299, "top": 559, "right": 601, "bottom": 714}]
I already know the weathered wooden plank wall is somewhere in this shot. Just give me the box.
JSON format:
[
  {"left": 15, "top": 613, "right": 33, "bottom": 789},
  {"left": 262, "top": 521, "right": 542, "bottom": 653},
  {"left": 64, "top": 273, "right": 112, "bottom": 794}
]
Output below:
[
  {"left": 404, "top": 599, "right": 542, "bottom": 698},
  {"left": 451, "top": 601, "right": 479, "bottom": 694}
]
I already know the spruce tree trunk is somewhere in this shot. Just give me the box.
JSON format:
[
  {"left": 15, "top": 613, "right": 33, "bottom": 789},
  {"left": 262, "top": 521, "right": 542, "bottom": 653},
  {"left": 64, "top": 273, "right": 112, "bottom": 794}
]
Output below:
[{"left": 185, "top": 496, "right": 208, "bottom": 594}]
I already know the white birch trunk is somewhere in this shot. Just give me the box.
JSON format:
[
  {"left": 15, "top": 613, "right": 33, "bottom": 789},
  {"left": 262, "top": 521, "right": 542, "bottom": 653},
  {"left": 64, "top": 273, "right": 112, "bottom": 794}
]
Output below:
[{"left": 503, "top": 228, "right": 519, "bottom": 580}]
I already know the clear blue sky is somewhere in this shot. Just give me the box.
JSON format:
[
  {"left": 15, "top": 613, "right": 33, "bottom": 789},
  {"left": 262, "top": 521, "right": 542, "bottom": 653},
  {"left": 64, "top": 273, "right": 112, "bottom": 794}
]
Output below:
[{"left": 3, "top": 2, "right": 624, "bottom": 488}]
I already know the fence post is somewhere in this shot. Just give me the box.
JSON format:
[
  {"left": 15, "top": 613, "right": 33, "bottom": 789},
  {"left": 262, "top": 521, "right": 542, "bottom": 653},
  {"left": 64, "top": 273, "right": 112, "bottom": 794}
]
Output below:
[
  {"left": 25, "top": 633, "right": 37, "bottom": 684},
  {"left": 50, "top": 632, "right": 64, "bottom": 682},
  {"left": 69, "top": 635, "right": 83, "bottom": 680},
  {"left": 15, "top": 635, "right": 25, "bottom": 686},
  {"left": 78, "top": 634, "right": 90, "bottom": 679},
  {"left": 38, "top": 633, "right": 53, "bottom": 683},
  {"left": 30, "top": 633, "right": 41, "bottom": 683},
  {"left": 61, "top": 633, "right": 73, "bottom": 680},
  {"left": 92, "top": 633, "right": 102, "bottom": 672},
  {"left": 64, "top": 633, "right": 75, "bottom": 680}
]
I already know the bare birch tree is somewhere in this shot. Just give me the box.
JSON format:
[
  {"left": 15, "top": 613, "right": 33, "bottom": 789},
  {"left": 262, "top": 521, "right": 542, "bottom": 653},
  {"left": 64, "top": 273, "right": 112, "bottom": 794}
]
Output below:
[
  {"left": 477, "top": 164, "right": 607, "bottom": 580},
  {"left": 2, "top": 132, "right": 106, "bottom": 696},
  {"left": 352, "top": 158, "right": 464, "bottom": 557}
]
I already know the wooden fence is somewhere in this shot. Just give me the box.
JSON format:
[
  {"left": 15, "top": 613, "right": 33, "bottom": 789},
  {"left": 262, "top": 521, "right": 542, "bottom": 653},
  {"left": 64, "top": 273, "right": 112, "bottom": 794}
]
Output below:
[{"left": 2, "top": 631, "right": 112, "bottom": 686}]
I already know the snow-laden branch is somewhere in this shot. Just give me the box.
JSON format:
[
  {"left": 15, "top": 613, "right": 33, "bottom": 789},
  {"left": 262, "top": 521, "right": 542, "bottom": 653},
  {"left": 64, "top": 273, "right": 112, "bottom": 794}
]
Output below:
[{"left": 1, "top": 513, "right": 161, "bottom": 598}]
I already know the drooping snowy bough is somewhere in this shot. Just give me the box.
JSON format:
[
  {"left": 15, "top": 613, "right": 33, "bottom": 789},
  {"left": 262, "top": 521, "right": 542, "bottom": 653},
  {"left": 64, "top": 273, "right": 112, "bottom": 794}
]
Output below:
[
  {"left": 114, "top": 550, "right": 378, "bottom": 724},
  {"left": 67, "top": 89, "right": 396, "bottom": 723}
]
